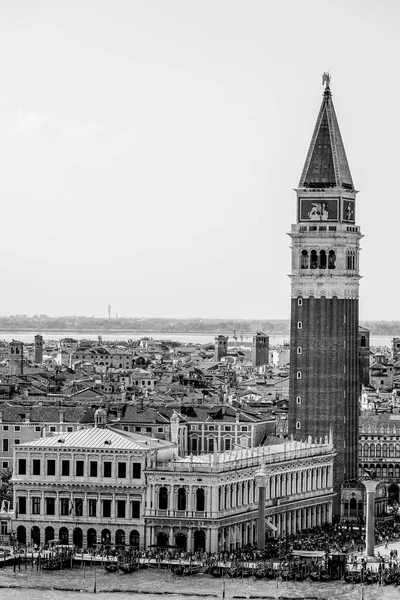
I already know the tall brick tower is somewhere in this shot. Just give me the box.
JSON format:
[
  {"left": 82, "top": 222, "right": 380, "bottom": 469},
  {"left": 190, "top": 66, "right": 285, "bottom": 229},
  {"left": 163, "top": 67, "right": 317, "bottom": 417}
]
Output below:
[
  {"left": 252, "top": 332, "right": 269, "bottom": 368},
  {"left": 9, "top": 340, "right": 24, "bottom": 375},
  {"left": 214, "top": 335, "right": 228, "bottom": 362},
  {"left": 34, "top": 334, "right": 44, "bottom": 364},
  {"left": 288, "top": 75, "right": 361, "bottom": 515}
]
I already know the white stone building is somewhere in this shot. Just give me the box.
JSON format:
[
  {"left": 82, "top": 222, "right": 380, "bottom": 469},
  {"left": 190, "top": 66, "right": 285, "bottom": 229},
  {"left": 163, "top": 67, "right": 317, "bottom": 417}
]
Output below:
[{"left": 12, "top": 409, "right": 176, "bottom": 549}]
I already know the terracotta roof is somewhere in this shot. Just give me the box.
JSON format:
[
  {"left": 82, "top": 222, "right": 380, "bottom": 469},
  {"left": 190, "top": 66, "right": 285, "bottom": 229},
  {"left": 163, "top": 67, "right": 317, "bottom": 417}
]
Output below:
[{"left": 22, "top": 425, "right": 174, "bottom": 451}]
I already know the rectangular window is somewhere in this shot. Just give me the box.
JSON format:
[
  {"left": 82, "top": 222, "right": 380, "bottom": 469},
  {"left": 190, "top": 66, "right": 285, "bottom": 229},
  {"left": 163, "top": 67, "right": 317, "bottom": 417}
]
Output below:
[
  {"left": 131, "top": 500, "right": 140, "bottom": 519},
  {"left": 132, "top": 463, "right": 141, "bottom": 479},
  {"left": 76, "top": 461, "right": 84, "bottom": 477},
  {"left": 117, "top": 463, "right": 126, "bottom": 478},
  {"left": 32, "top": 497, "right": 41, "bottom": 515},
  {"left": 296, "top": 396, "right": 301, "bottom": 404},
  {"left": 102, "top": 499, "right": 111, "bottom": 518},
  {"left": 35, "top": 426, "right": 41, "bottom": 432},
  {"left": 192, "top": 438, "right": 198, "bottom": 452},
  {"left": 298, "top": 322, "right": 302, "bottom": 329},
  {"left": 225, "top": 438, "right": 231, "bottom": 451},
  {"left": 296, "top": 421, "right": 301, "bottom": 430},
  {"left": 47, "top": 459, "right": 56, "bottom": 476},
  {"left": 2, "top": 425, "right": 8, "bottom": 431},
  {"left": 224, "top": 426, "right": 231, "bottom": 432},
  {"left": 157, "top": 427, "right": 163, "bottom": 433},
  {"left": 297, "top": 347, "right": 302, "bottom": 354},
  {"left": 75, "top": 498, "right": 83, "bottom": 517},
  {"left": 241, "top": 426, "right": 248, "bottom": 432},
  {"left": 67, "top": 426, "right": 73, "bottom": 432},
  {"left": 88, "top": 499, "right": 97, "bottom": 517},
  {"left": 33, "top": 459, "right": 40, "bottom": 475},
  {"left": 14, "top": 426, "right": 20, "bottom": 432},
  {"left": 103, "top": 462, "right": 112, "bottom": 478},
  {"left": 50, "top": 427, "right": 56, "bottom": 432},
  {"left": 18, "top": 459, "right": 26, "bottom": 475},
  {"left": 208, "top": 438, "right": 214, "bottom": 452},
  {"left": 14, "top": 439, "right": 20, "bottom": 446},
  {"left": 61, "top": 460, "right": 70, "bottom": 477},
  {"left": 2, "top": 439, "right": 8, "bottom": 452},
  {"left": 46, "top": 497, "right": 55, "bottom": 515},
  {"left": 2, "top": 461, "right": 9, "bottom": 469},
  {"left": 90, "top": 461, "right": 98, "bottom": 477},
  {"left": 60, "top": 498, "right": 70, "bottom": 516},
  {"left": 18, "top": 497, "right": 26, "bottom": 515},
  {"left": 117, "top": 500, "right": 126, "bottom": 518},
  {"left": 208, "top": 426, "right": 215, "bottom": 431}
]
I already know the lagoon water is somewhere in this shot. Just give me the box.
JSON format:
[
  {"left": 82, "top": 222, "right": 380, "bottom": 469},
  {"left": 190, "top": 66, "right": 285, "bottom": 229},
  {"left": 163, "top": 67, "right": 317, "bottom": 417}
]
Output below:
[
  {"left": 0, "top": 331, "right": 392, "bottom": 348},
  {"left": 0, "top": 567, "right": 397, "bottom": 600}
]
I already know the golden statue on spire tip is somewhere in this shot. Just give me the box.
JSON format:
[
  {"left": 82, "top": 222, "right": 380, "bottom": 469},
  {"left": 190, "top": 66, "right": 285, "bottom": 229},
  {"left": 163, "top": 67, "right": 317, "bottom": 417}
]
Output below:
[{"left": 322, "top": 72, "right": 331, "bottom": 88}]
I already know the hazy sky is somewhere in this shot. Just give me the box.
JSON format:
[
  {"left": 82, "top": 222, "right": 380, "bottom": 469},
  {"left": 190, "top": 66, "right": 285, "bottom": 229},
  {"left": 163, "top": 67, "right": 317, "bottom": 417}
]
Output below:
[{"left": 1, "top": 0, "right": 398, "bottom": 320}]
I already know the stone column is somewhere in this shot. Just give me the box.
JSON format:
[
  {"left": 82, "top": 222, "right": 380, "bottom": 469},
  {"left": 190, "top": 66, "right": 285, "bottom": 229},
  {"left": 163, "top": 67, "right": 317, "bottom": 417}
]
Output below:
[
  {"left": 363, "top": 479, "right": 380, "bottom": 558},
  {"left": 255, "top": 463, "right": 267, "bottom": 550}
]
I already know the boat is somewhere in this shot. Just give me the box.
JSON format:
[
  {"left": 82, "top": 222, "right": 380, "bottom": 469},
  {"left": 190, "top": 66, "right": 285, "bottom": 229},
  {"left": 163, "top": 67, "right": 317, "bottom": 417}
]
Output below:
[
  {"left": 104, "top": 563, "right": 119, "bottom": 573},
  {"left": 119, "top": 562, "right": 137, "bottom": 574}
]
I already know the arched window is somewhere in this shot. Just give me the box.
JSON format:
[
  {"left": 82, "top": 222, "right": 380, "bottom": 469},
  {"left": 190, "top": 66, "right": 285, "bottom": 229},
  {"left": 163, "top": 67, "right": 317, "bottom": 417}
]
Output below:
[
  {"left": 383, "top": 444, "right": 388, "bottom": 458},
  {"left": 376, "top": 444, "right": 381, "bottom": 458},
  {"left": 360, "top": 335, "right": 366, "bottom": 348},
  {"left": 389, "top": 444, "right": 394, "bottom": 458},
  {"left": 370, "top": 444, "right": 375, "bottom": 458},
  {"left": 319, "top": 250, "right": 327, "bottom": 269},
  {"left": 396, "top": 444, "right": 400, "bottom": 458},
  {"left": 328, "top": 250, "right": 336, "bottom": 269},
  {"left": 310, "top": 250, "right": 318, "bottom": 269},
  {"left": 196, "top": 488, "right": 204, "bottom": 511},
  {"left": 301, "top": 250, "right": 309, "bottom": 269},
  {"left": 159, "top": 486, "right": 168, "bottom": 510},
  {"left": 363, "top": 444, "right": 368, "bottom": 457},
  {"left": 177, "top": 488, "right": 187, "bottom": 511},
  {"left": 350, "top": 498, "right": 357, "bottom": 516}
]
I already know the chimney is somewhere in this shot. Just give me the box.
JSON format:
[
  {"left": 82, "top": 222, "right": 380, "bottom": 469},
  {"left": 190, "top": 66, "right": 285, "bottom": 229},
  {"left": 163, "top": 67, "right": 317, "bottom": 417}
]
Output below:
[
  {"left": 25, "top": 410, "right": 31, "bottom": 423},
  {"left": 59, "top": 409, "right": 65, "bottom": 423}
]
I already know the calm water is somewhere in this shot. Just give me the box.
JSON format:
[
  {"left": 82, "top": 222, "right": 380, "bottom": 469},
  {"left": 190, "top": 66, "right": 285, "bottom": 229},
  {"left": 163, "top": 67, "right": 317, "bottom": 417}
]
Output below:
[
  {"left": 0, "top": 566, "right": 397, "bottom": 600},
  {"left": 0, "top": 331, "right": 392, "bottom": 348}
]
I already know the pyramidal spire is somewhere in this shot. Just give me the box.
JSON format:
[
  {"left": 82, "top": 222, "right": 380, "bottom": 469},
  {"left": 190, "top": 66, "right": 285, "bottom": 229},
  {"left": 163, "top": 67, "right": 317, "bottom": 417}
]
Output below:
[{"left": 299, "top": 74, "right": 354, "bottom": 191}]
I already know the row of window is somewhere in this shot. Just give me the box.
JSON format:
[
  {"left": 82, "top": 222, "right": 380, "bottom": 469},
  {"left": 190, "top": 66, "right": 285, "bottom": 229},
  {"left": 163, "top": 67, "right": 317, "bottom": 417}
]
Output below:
[
  {"left": 190, "top": 437, "right": 233, "bottom": 452},
  {"left": 18, "top": 496, "right": 140, "bottom": 519},
  {"left": 158, "top": 487, "right": 205, "bottom": 511},
  {"left": 190, "top": 425, "right": 248, "bottom": 432},
  {"left": 2, "top": 425, "right": 74, "bottom": 432},
  {"left": 360, "top": 444, "right": 400, "bottom": 458},
  {"left": 18, "top": 458, "right": 142, "bottom": 479}
]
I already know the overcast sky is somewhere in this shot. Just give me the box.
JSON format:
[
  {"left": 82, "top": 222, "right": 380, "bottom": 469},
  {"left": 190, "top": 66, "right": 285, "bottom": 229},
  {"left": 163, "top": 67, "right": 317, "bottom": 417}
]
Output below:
[{"left": 1, "top": 0, "right": 398, "bottom": 320}]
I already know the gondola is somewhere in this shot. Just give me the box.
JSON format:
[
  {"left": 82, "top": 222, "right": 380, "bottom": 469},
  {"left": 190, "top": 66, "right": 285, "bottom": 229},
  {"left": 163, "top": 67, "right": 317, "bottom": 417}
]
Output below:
[
  {"left": 104, "top": 563, "right": 119, "bottom": 573},
  {"left": 119, "top": 562, "right": 138, "bottom": 574}
]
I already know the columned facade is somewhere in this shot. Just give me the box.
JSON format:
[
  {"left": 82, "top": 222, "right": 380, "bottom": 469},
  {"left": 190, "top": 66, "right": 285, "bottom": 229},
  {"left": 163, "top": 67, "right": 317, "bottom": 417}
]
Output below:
[{"left": 145, "top": 439, "right": 335, "bottom": 552}]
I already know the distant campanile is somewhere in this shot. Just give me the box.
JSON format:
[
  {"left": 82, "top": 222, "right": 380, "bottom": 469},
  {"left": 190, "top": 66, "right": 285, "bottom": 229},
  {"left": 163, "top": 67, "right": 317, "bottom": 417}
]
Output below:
[{"left": 288, "top": 76, "right": 361, "bottom": 514}]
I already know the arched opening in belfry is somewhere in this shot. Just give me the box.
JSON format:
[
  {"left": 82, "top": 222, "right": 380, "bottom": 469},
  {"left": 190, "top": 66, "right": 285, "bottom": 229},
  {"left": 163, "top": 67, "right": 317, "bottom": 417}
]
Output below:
[
  {"left": 361, "top": 335, "right": 366, "bottom": 347},
  {"left": 319, "top": 250, "right": 327, "bottom": 269},
  {"left": 301, "top": 250, "right": 309, "bottom": 269},
  {"left": 310, "top": 250, "right": 318, "bottom": 269},
  {"left": 328, "top": 250, "right": 336, "bottom": 269}
]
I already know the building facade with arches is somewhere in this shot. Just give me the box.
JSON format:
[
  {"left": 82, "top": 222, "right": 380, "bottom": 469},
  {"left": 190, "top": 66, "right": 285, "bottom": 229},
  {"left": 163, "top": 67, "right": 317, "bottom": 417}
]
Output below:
[
  {"left": 144, "top": 437, "right": 335, "bottom": 553},
  {"left": 358, "top": 423, "right": 400, "bottom": 505},
  {"left": 12, "top": 422, "right": 176, "bottom": 550}
]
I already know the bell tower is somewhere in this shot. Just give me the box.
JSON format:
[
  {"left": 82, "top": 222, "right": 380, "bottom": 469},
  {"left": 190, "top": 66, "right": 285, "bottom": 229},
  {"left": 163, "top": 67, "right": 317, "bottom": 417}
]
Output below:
[{"left": 288, "top": 75, "right": 362, "bottom": 514}]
